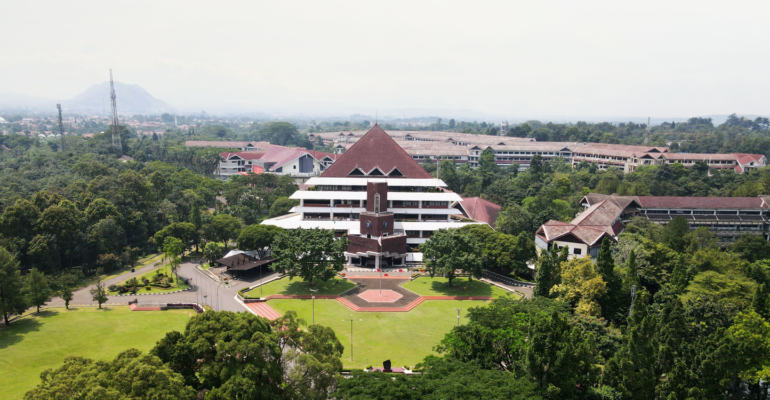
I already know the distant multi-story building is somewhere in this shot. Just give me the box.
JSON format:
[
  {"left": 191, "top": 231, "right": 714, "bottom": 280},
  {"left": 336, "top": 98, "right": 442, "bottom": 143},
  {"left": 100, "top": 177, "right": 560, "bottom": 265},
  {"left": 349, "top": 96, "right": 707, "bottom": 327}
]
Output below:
[
  {"left": 315, "top": 130, "right": 766, "bottom": 173},
  {"left": 536, "top": 193, "right": 770, "bottom": 258},
  {"left": 186, "top": 140, "right": 272, "bottom": 152},
  {"left": 261, "top": 125, "right": 500, "bottom": 265}
]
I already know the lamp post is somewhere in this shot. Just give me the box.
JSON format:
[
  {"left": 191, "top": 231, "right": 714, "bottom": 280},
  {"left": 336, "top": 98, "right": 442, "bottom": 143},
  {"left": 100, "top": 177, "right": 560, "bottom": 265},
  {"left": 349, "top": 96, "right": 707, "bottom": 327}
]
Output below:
[
  {"left": 309, "top": 288, "right": 318, "bottom": 325},
  {"left": 455, "top": 308, "right": 461, "bottom": 327},
  {"left": 203, "top": 295, "right": 207, "bottom": 309},
  {"left": 342, "top": 315, "right": 362, "bottom": 361}
]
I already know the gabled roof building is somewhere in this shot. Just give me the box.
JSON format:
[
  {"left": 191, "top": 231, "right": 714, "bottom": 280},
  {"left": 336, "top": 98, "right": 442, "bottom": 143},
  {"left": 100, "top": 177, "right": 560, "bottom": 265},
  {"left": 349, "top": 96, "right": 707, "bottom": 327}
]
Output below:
[
  {"left": 261, "top": 125, "right": 493, "bottom": 266},
  {"left": 536, "top": 193, "right": 770, "bottom": 258}
]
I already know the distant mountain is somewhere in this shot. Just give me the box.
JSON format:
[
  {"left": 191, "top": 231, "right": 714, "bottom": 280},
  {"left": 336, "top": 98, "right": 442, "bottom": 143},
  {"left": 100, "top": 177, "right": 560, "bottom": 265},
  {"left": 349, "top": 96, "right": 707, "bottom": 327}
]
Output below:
[{"left": 61, "top": 82, "right": 172, "bottom": 115}]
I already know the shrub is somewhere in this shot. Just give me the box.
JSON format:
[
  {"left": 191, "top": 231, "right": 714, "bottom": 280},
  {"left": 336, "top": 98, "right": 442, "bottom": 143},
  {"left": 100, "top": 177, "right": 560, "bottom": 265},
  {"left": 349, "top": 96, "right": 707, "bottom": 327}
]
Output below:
[
  {"left": 145, "top": 285, "right": 152, "bottom": 291},
  {"left": 167, "top": 278, "right": 174, "bottom": 284},
  {"left": 130, "top": 286, "right": 138, "bottom": 294},
  {"left": 116, "top": 285, "right": 128, "bottom": 294},
  {"left": 108, "top": 284, "right": 117, "bottom": 292},
  {"left": 142, "top": 278, "right": 150, "bottom": 285}
]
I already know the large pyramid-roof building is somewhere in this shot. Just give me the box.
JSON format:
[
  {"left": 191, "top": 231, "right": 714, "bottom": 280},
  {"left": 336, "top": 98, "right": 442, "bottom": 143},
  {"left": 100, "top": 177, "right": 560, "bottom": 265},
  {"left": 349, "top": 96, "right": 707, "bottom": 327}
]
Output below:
[{"left": 321, "top": 124, "right": 432, "bottom": 179}]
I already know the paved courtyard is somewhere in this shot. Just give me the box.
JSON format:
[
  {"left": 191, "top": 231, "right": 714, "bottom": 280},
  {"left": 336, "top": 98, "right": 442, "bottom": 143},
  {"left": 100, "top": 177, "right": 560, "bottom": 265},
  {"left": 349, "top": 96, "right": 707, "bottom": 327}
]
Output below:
[
  {"left": 340, "top": 278, "right": 420, "bottom": 308},
  {"left": 358, "top": 289, "right": 402, "bottom": 303}
]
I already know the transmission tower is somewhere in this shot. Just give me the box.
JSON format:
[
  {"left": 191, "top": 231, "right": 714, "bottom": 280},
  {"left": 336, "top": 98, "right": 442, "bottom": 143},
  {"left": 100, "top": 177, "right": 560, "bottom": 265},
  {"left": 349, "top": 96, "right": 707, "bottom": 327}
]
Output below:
[
  {"left": 109, "top": 69, "right": 123, "bottom": 156},
  {"left": 56, "top": 104, "right": 66, "bottom": 152},
  {"left": 644, "top": 117, "right": 650, "bottom": 146}
]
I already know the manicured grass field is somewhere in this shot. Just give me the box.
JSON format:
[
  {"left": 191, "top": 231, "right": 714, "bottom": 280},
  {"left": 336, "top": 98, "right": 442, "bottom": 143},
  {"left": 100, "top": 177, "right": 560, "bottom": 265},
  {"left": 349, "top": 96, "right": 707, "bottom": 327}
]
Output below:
[
  {"left": 269, "top": 298, "right": 490, "bottom": 369},
  {"left": 244, "top": 277, "right": 355, "bottom": 298},
  {"left": 108, "top": 263, "right": 190, "bottom": 295},
  {"left": 0, "top": 307, "right": 194, "bottom": 399},
  {"left": 401, "top": 276, "right": 513, "bottom": 298}
]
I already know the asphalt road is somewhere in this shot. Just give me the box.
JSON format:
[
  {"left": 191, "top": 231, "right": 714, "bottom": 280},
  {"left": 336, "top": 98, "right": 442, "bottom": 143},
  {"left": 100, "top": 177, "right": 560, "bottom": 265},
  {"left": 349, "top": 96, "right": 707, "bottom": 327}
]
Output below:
[{"left": 45, "top": 261, "right": 280, "bottom": 313}]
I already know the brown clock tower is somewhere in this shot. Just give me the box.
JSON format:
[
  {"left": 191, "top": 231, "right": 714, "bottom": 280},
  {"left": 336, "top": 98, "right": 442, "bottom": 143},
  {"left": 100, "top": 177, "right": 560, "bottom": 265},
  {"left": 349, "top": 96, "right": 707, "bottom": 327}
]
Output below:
[{"left": 345, "top": 182, "right": 407, "bottom": 268}]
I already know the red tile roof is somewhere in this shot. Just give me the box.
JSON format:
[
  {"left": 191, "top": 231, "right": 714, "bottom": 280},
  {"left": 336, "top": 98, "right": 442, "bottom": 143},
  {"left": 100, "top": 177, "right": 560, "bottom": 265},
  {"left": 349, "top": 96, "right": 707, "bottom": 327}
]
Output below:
[
  {"left": 537, "top": 220, "right": 613, "bottom": 246},
  {"left": 259, "top": 146, "right": 311, "bottom": 171},
  {"left": 220, "top": 151, "right": 265, "bottom": 160},
  {"left": 635, "top": 196, "right": 767, "bottom": 209},
  {"left": 460, "top": 197, "right": 501, "bottom": 226},
  {"left": 734, "top": 153, "right": 766, "bottom": 166},
  {"left": 321, "top": 125, "right": 433, "bottom": 179}
]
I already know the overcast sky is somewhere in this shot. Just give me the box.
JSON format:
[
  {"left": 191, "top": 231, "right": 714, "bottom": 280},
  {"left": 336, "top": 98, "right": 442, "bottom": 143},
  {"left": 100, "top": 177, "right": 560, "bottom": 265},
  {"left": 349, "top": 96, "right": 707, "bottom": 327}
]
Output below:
[{"left": 1, "top": 0, "right": 769, "bottom": 119}]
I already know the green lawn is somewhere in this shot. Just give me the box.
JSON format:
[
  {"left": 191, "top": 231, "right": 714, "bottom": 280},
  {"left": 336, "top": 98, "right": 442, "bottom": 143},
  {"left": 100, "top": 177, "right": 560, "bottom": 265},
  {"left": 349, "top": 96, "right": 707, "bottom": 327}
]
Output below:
[
  {"left": 0, "top": 307, "right": 194, "bottom": 399},
  {"left": 108, "top": 263, "right": 190, "bottom": 295},
  {"left": 401, "top": 277, "right": 513, "bottom": 297},
  {"left": 269, "top": 299, "right": 489, "bottom": 369},
  {"left": 244, "top": 277, "right": 355, "bottom": 298}
]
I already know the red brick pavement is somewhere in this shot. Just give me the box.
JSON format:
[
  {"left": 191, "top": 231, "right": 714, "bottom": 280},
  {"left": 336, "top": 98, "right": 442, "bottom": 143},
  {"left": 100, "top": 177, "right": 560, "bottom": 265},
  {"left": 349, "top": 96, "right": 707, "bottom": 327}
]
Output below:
[{"left": 245, "top": 302, "right": 282, "bottom": 320}]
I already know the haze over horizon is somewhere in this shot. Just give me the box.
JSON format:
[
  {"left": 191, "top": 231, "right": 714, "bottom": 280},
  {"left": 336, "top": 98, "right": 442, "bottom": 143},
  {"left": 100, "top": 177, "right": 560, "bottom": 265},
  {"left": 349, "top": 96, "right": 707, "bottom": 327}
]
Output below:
[{"left": 1, "top": 0, "right": 769, "bottom": 119}]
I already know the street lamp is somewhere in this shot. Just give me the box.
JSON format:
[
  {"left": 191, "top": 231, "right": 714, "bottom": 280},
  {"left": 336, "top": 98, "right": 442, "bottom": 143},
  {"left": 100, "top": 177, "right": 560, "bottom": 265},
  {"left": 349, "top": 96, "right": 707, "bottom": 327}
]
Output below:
[
  {"left": 203, "top": 295, "right": 207, "bottom": 309},
  {"left": 455, "top": 308, "right": 461, "bottom": 327},
  {"left": 342, "top": 315, "right": 362, "bottom": 361},
  {"left": 309, "top": 288, "right": 318, "bottom": 324}
]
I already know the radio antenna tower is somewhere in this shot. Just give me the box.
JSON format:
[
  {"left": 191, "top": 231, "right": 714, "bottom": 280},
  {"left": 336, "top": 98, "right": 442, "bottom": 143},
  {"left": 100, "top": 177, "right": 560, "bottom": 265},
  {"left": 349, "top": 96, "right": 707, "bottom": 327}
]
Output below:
[
  {"left": 644, "top": 117, "right": 650, "bottom": 146},
  {"left": 56, "top": 104, "right": 66, "bottom": 152},
  {"left": 109, "top": 69, "right": 122, "bottom": 156}
]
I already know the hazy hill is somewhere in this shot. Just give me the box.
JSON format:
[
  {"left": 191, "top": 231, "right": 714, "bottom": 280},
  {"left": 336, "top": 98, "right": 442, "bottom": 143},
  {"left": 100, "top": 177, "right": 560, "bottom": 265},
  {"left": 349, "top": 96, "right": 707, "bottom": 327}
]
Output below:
[{"left": 61, "top": 82, "right": 172, "bottom": 115}]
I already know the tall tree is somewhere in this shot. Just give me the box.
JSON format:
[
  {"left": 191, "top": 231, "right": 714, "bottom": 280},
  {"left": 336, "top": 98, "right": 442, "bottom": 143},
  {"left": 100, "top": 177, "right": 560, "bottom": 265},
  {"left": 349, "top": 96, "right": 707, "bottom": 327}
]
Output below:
[
  {"left": 203, "top": 242, "right": 222, "bottom": 268},
  {"left": 23, "top": 267, "right": 51, "bottom": 313},
  {"left": 89, "top": 268, "right": 108, "bottom": 309},
  {"left": 163, "top": 237, "right": 185, "bottom": 282},
  {"left": 526, "top": 311, "right": 599, "bottom": 397},
  {"left": 596, "top": 237, "right": 623, "bottom": 321},
  {"left": 550, "top": 256, "right": 607, "bottom": 316},
  {"left": 663, "top": 216, "right": 689, "bottom": 252},
  {"left": 237, "top": 224, "right": 284, "bottom": 259},
  {"left": 152, "top": 311, "right": 284, "bottom": 397},
  {"left": 421, "top": 228, "right": 483, "bottom": 287},
  {"left": 0, "top": 247, "right": 26, "bottom": 325},
  {"left": 203, "top": 214, "right": 241, "bottom": 250},
  {"left": 24, "top": 349, "right": 195, "bottom": 399},
  {"left": 533, "top": 245, "right": 568, "bottom": 298},
  {"left": 271, "top": 228, "right": 347, "bottom": 284},
  {"left": 602, "top": 289, "right": 658, "bottom": 399},
  {"left": 59, "top": 273, "right": 76, "bottom": 310}
]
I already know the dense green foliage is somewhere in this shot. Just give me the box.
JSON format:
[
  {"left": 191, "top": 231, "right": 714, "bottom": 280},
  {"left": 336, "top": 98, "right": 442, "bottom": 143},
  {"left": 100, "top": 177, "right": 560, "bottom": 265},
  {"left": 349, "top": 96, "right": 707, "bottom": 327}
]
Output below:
[{"left": 271, "top": 228, "right": 348, "bottom": 283}]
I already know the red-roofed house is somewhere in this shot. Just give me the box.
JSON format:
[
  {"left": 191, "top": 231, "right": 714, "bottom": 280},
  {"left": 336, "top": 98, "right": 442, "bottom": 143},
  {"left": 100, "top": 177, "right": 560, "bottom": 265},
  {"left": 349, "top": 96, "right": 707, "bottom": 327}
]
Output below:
[
  {"left": 537, "top": 192, "right": 770, "bottom": 257},
  {"left": 218, "top": 146, "right": 336, "bottom": 182},
  {"left": 219, "top": 152, "right": 266, "bottom": 178}
]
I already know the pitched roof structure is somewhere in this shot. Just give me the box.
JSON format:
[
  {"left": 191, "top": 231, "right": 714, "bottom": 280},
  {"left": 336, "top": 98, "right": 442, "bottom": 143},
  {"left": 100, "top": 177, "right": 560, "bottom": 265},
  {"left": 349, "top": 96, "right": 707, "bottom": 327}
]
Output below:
[
  {"left": 459, "top": 197, "right": 501, "bottom": 227},
  {"left": 321, "top": 124, "right": 432, "bottom": 179},
  {"left": 220, "top": 151, "right": 266, "bottom": 160},
  {"left": 537, "top": 220, "right": 614, "bottom": 247},
  {"left": 582, "top": 193, "right": 769, "bottom": 210},
  {"left": 259, "top": 146, "right": 320, "bottom": 171}
]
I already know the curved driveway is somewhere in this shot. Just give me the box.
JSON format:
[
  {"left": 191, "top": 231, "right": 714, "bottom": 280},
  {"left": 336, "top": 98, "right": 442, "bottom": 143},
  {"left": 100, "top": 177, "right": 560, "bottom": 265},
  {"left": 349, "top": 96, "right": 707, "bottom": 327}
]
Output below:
[{"left": 46, "top": 262, "right": 279, "bottom": 313}]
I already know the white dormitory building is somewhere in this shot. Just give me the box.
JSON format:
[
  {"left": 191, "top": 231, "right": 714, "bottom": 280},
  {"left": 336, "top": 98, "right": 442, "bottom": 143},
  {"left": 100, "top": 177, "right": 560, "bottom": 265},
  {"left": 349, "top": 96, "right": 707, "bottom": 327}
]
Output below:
[
  {"left": 312, "top": 130, "right": 766, "bottom": 173},
  {"left": 261, "top": 125, "right": 501, "bottom": 265}
]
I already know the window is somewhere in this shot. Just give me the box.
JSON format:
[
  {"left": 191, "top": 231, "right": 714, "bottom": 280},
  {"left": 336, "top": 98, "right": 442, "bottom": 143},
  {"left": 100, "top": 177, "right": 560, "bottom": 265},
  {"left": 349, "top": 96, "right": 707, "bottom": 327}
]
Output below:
[
  {"left": 573, "top": 248, "right": 582, "bottom": 255},
  {"left": 388, "top": 168, "right": 404, "bottom": 177},
  {"left": 374, "top": 193, "right": 380, "bottom": 213}
]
